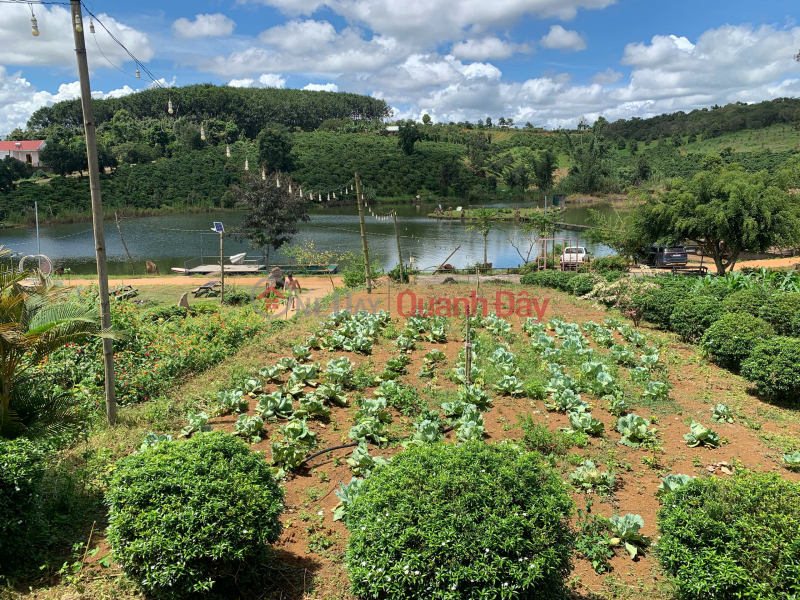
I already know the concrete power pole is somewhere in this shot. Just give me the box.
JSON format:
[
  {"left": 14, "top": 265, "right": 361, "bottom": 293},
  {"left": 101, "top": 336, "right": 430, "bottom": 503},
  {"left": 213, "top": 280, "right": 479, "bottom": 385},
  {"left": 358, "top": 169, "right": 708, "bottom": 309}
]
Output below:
[
  {"left": 355, "top": 172, "right": 372, "bottom": 293},
  {"left": 71, "top": 0, "right": 117, "bottom": 424},
  {"left": 391, "top": 210, "right": 404, "bottom": 283}
]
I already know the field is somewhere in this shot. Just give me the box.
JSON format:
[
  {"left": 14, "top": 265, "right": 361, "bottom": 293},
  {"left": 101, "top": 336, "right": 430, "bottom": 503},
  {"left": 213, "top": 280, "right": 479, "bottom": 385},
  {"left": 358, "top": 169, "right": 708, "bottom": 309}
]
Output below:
[{"left": 8, "top": 280, "right": 800, "bottom": 600}]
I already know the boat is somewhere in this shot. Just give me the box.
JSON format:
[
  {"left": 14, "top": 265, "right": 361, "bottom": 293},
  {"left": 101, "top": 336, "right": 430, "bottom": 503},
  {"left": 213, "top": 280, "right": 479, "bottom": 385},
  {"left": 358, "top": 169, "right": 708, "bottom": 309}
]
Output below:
[
  {"left": 171, "top": 267, "right": 187, "bottom": 274},
  {"left": 230, "top": 252, "right": 247, "bottom": 265}
]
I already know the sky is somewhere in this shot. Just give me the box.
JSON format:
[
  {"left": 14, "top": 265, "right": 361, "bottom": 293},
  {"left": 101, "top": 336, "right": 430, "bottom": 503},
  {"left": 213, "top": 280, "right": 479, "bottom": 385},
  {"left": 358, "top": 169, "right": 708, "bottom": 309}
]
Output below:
[{"left": 1, "top": 0, "right": 799, "bottom": 136}]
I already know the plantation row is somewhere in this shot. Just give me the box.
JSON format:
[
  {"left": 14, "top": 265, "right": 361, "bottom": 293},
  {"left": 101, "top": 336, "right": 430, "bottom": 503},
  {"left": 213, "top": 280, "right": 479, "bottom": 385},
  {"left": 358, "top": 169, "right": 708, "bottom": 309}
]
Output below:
[{"left": 522, "top": 268, "right": 800, "bottom": 404}]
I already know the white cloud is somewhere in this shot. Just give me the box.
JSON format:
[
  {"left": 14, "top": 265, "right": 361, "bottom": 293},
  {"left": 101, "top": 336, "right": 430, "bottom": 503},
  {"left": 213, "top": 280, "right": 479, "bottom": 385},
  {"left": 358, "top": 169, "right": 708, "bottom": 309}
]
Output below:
[
  {"left": 0, "top": 67, "right": 136, "bottom": 135},
  {"left": 303, "top": 83, "right": 339, "bottom": 91},
  {"left": 0, "top": 4, "right": 153, "bottom": 68},
  {"left": 450, "top": 37, "right": 531, "bottom": 61},
  {"left": 590, "top": 68, "right": 622, "bottom": 85},
  {"left": 227, "top": 73, "right": 287, "bottom": 88},
  {"left": 236, "top": 0, "right": 616, "bottom": 47},
  {"left": 173, "top": 14, "right": 236, "bottom": 39},
  {"left": 539, "top": 25, "right": 586, "bottom": 51},
  {"left": 259, "top": 19, "right": 337, "bottom": 52}
]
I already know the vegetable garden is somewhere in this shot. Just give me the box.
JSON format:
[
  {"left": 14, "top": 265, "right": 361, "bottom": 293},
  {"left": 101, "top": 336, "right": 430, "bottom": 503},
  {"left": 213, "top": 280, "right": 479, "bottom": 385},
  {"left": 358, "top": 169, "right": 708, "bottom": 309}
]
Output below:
[{"left": 3, "top": 280, "right": 800, "bottom": 600}]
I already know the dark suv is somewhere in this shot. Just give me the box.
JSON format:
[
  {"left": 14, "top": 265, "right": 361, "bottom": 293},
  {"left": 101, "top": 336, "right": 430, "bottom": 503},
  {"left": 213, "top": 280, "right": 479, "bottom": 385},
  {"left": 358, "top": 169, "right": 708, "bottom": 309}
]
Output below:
[{"left": 643, "top": 244, "right": 688, "bottom": 267}]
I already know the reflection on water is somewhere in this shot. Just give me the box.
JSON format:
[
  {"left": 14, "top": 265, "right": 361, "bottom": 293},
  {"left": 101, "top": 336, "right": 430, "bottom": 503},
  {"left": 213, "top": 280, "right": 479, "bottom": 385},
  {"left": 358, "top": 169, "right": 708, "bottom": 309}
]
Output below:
[{"left": 0, "top": 201, "right": 627, "bottom": 275}]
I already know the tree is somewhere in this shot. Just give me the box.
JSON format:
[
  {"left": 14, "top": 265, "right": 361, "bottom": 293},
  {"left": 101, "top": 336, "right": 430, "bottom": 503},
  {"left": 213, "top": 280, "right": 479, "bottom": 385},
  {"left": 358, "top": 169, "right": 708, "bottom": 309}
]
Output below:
[
  {"left": 577, "top": 116, "right": 589, "bottom": 131},
  {"left": 532, "top": 150, "right": 558, "bottom": 195},
  {"left": 257, "top": 125, "right": 294, "bottom": 173},
  {"left": 397, "top": 124, "right": 422, "bottom": 155},
  {"left": 506, "top": 209, "right": 564, "bottom": 264},
  {"left": 563, "top": 133, "right": 611, "bottom": 194},
  {"left": 498, "top": 117, "right": 507, "bottom": 127},
  {"left": 39, "top": 127, "right": 85, "bottom": 176},
  {"left": 506, "top": 118, "right": 514, "bottom": 128},
  {"left": 634, "top": 155, "right": 651, "bottom": 183},
  {"left": 593, "top": 116, "right": 609, "bottom": 136},
  {"left": 635, "top": 166, "right": 800, "bottom": 274},
  {"left": 0, "top": 157, "right": 28, "bottom": 193},
  {"left": 485, "top": 117, "right": 493, "bottom": 128},
  {"left": 524, "top": 121, "right": 534, "bottom": 129},
  {"left": 232, "top": 173, "right": 310, "bottom": 266},
  {"left": 466, "top": 208, "right": 497, "bottom": 266},
  {"left": 0, "top": 250, "right": 114, "bottom": 438},
  {"left": 422, "top": 114, "right": 431, "bottom": 125}
]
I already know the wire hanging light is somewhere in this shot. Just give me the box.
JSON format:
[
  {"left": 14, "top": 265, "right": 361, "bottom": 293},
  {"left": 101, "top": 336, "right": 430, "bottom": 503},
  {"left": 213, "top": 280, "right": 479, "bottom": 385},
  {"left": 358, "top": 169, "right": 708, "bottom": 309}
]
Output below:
[
  {"left": 327, "top": 192, "right": 330, "bottom": 202},
  {"left": 135, "top": 69, "right": 141, "bottom": 78},
  {"left": 244, "top": 157, "right": 249, "bottom": 171},
  {"left": 200, "top": 123, "right": 206, "bottom": 141},
  {"left": 288, "top": 183, "right": 292, "bottom": 194},
  {"left": 73, "top": 12, "right": 83, "bottom": 32},
  {"left": 318, "top": 193, "right": 322, "bottom": 202},
  {"left": 261, "top": 168, "right": 266, "bottom": 180},
  {"left": 333, "top": 191, "right": 336, "bottom": 199},
  {"left": 276, "top": 175, "right": 281, "bottom": 188},
  {"left": 89, "top": 19, "right": 95, "bottom": 34},
  {"left": 168, "top": 98, "right": 174, "bottom": 115},
  {"left": 30, "top": 7, "right": 39, "bottom": 37},
  {"left": 226, "top": 144, "right": 231, "bottom": 157}
]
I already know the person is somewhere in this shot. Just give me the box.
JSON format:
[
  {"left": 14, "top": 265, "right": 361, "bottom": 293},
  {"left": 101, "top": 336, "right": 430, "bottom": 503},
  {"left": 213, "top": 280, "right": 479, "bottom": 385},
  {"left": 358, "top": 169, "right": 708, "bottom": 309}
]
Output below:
[{"left": 284, "top": 272, "right": 301, "bottom": 310}]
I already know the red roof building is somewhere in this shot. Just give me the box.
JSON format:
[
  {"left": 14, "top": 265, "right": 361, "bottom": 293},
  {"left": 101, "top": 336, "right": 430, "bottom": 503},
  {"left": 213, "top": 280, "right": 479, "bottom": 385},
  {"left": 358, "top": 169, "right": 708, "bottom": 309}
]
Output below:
[{"left": 0, "top": 140, "right": 47, "bottom": 167}]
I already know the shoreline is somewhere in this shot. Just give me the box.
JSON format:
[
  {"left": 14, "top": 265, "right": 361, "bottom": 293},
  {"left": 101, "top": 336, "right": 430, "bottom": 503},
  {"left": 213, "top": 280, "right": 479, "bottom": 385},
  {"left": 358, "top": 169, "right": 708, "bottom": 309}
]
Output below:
[{"left": 0, "top": 206, "right": 238, "bottom": 230}]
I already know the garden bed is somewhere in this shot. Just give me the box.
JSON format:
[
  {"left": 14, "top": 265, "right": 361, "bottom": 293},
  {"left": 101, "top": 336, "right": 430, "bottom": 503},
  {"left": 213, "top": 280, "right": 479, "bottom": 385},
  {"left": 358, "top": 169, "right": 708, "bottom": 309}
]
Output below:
[{"left": 5, "top": 282, "right": 800, "bottom": 600}]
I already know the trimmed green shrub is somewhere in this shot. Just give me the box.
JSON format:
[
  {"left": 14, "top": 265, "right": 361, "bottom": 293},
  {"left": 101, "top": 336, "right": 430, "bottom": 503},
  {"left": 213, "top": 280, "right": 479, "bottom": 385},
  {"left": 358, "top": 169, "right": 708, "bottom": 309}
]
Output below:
[
  {"left": 520, "top": 270, "right": 577, "bottom": 291},
  {"left": 0, "top": 438, "right": 45, "bottom": 573},
  {"left": 632, "top": 276, "right": 695, "bottom": 328},
  {"left": 741, "top": 337, "right": 800, "bottom": 402},
  {"left": 669, "top": 296, "right": 726, "bottom": 342},
  {"left": 700, "top": 313, "right": 774, "bottom": 369},
  {"left": 791, "top": 312, "right": 800, "bottom": 337},
  {"left": 657, "top": 472, "right": 800, "bottom": 599},
  {"left": 106, "top": 432, "right": 284, "bottom": 599},
  {"left": 721, "top": 288, "right": 770, "bottom": 317},
  {"left": 569, "top": 274, "right": 599, "bottom": 296},
  {"left": 590, "top": 255, "right": 629, "bottom": 272},
  {"left": 758, "top": 292, "right": 800, "bottom": 335},
  {"left": 344, "top": 442, "right": 574, "bottom": 599}
]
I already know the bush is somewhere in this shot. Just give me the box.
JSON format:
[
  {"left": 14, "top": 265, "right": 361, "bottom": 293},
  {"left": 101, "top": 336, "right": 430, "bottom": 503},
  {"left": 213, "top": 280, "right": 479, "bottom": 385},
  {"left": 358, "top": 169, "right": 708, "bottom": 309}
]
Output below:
[
  {"left": 344, "top": 442, "right": 573, "bottom": 599},
  {"left": 590, "top": 255, "right": 630, "bottom": 272},
  {"left": 632, "top": 276, "right": 695, "bottom": 328},
  {"left": 741, "top": 337, "right": 800, "bottom": 402},
  {"left": 520, "top": 270, "right": 577, "bottom": 291},
  {"left": 387, "top": 264, "right": 417, "bottom": 283},
  {"left": 791, "top": 312, "right": 800, "bottom": 337},
  {"left": 758, "top": 293, "right": 800, "bottom": 335},
  {"left": 669, "top": 295, "right": 726, "bottom": 342},
  {"left": 722, "top": 288, "right": 771, "bottom": 317},
  {"left": 520, "top": 417, "right": 586, "bottom": 454},
  {"left": 191, "top": 301, "right": 220, "bottom": 315},
  {"left": 657, "top": 472, "right": 800, "bottom": 600},
  {"left": 0, "top": 438, "right": 45, "bottom": 573},
  {"left": 106, "top": 432, "right": 284, "bottom": 599},
  {"left": 222, "top": 289, "right": 250, "bottom": 306},
  {"left": 568, "top": 274, "right": 599, "bottom": 297},
  {"left": 145, "top": 305, "right": 190, "bottom": 322},
  {"left": 700, "top": 313, "right": 774, "bottom": 369}
]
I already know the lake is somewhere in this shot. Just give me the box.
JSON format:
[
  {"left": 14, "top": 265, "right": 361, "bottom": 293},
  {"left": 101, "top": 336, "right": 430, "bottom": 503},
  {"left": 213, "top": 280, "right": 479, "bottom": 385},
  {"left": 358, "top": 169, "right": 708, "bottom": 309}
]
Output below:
[{"left": 0, "top": 200, "right": 626, "bottom": 275}]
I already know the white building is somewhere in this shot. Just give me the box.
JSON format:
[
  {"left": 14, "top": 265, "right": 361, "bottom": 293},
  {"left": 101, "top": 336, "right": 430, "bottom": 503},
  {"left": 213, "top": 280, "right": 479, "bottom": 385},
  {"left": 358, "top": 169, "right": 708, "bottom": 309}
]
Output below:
[{"left": 0, "top": 140, "right": 46, "bottom": 167}]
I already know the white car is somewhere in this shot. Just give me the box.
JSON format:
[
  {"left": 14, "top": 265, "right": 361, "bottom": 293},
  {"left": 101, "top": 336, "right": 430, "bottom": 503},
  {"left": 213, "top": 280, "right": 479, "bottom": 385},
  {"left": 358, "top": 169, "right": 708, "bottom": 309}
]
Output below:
[{"left": 561, "top": 246, "right": 590, "bottom": 268}]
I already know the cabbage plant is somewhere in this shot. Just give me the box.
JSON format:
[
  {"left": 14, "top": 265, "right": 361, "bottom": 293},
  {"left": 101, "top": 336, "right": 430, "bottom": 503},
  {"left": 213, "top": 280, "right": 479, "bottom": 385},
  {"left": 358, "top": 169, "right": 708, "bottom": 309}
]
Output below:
[
  {"left": 545, "top": 389, "right": 588, "bottom": 413},
  {"left": 139, "top": 432, "right": 173, "bottom": 452},
  {"left": 607, "top": 514, "right": 651, "bottom": 559},
  {"left": 293, "top": 394, "right": 331, "bottom": 419},
  {"left": 609, "top": 344, "right": 635, "bottom": 365},
  {"left": 457, "top": 384, "right": 492, "bottom": 409},
  {"left": 616, "top": 414, "right": 658, "bottom": 447},
  {"left": 259, "top": 365, "right": 283, "bottom": 382},
  {"left": 315, "top": 383, "right": 348, "bottom": 407},
  {"left": 710, "top": 403, "right": 734, "bottom": 423},
  {"left": 346, "top": 443, "right": 388, "bottom": 477},
  {"left": 683, "top": 422, "right": 720, "bottom": 448},
  {"left": 217, "top": 390, "right": 248, "bottom": 414},
  {"left": 494, "top": 375, "right": 524, "bottom": 396},
  {"left": 325, "top": 356, "right": 354, "bottom": 386},
  {"left": 783, "top": 452, "right": 800, "bottom": 472},
  {"left": 562, "top": 411, "right": 605, "bottom": 436},
  {"left": 292, "top": 345, "right": 312, "bottom": 362},
  {"left": 570, "top": 460, "right": 615, "bottom": 493},
  {"left": 333, "top": 477, "right": 365, "bottom": 521},
  {"left": 657, "top": 474, "right": 694, "bottom": 497},
  {"left": 234, "top": 414, "right": 264, "bottom": 443},
  {"left": 257, "top": 392, "right": 294, "bottom": 421},
  {"left": 642, "top": 381, "right": 669, "bottom": 402},
  {"left": 181, "top": 411, "right": 211, "bottom": 437}
]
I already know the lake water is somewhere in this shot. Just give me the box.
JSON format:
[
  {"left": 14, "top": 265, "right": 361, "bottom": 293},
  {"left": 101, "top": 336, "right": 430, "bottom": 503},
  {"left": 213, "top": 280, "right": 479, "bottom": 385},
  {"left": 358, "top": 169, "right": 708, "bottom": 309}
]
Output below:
[{"left": 0, "top": 201, "right": 625, "bottom": 275}]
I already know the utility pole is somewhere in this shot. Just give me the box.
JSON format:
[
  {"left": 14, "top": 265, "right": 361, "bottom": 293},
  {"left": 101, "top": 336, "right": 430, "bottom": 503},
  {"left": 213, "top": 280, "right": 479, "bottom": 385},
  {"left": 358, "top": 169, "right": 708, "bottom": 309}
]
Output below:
[
  {"left": 391, "top": 209, "right": 404, "bottom": 283},
  {"left": 71, "top": 0, "right": 117, "bottom": 425},
  {"left": 219, "top": 232, "right": 225, "bottom": 306},
  {"left": 355, "top": 172, "right": 372, "bottom": 293}
]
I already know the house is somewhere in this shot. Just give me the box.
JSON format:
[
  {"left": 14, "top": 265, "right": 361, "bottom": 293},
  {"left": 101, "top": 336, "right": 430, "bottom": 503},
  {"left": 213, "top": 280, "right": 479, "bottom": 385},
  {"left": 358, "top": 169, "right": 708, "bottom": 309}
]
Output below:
[
  {"left": 386, "top": 126, "right": 400, "bottom": 135},
  {"left": 0, "top": 140, "right": 47, "bottom": 167}
]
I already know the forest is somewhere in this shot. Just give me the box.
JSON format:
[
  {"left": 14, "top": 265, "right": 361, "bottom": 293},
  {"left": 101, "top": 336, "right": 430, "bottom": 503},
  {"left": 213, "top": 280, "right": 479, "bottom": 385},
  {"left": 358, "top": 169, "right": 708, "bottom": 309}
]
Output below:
[{"left": 1, "top": 86, "right": 799, "bottom": 225}]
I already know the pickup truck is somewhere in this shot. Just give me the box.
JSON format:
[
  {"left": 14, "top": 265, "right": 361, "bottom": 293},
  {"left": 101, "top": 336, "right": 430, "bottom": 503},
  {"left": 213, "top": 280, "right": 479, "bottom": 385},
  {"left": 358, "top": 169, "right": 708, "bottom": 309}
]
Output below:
[{"left": 560, "top": 246, "right": 590, "bottom": 270}]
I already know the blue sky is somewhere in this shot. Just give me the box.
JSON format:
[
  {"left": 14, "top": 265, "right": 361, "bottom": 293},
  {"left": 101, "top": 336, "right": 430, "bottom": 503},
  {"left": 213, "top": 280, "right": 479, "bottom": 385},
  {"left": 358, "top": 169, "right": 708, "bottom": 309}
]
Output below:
[{"left": 1, "top": 0, "right": 799, "bottom": 135}]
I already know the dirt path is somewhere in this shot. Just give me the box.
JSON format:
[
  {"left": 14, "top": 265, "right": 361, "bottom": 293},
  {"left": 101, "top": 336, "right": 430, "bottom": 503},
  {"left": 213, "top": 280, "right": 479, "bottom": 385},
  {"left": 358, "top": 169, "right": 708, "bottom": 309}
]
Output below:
[
  {"left": 78, "top": 275, "right": 344, "bottom": 288},
  {"left": 732, "top": 256, "right": 800, "bottom": 271}
]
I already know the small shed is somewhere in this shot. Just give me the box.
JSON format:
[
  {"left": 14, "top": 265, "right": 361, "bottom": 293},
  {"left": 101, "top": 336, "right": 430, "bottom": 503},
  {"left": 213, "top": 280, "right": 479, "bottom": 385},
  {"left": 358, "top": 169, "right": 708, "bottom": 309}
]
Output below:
[{"left": 0, "top": 140, "right": 47, "bottom": 167}]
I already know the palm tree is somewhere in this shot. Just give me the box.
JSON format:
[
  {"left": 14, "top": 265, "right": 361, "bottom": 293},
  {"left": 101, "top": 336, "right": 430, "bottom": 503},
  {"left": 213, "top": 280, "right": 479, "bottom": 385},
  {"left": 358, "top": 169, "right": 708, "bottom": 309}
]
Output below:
[{"left": 0, "top": 247, "right": 113, "bottom": 438}]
